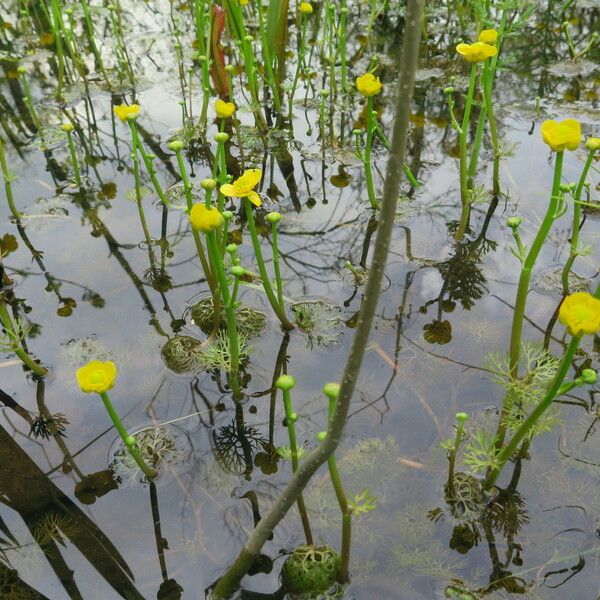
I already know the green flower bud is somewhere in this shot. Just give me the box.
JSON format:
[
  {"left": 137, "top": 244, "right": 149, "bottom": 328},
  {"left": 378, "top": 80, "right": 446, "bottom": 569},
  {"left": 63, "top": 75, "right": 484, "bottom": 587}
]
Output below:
[
  {"left": 455, "top": 412, "right": 469, "bottom": 423},
  {"left": 222, "top": 210, "right": 233, "bottom": 221},
  {"left": 17, "top": 65, "right": 27, "bottom": 75},
  {"left": 125, "top": 435, "right": 136, "bottom": 447},
  {"left": 276, "top": 375, "right": 296, "bottom": 390},
  {"left": 352, "top": 128, "right": 362, "bottom": 136},
  {"left": 214, "top": 132, "right": 229, "bottom": 143},
  {"left": 244, "top": 35, "right": 254, "bottom": 42},
  {"left": 201, "top": 178, "right": 217, "bottom": 190},
  {"left": 230, "top": 265, "right": 245, "bottom": 277},
  {"left": 316, "top": 431, "right": 327, "bottom": 441},
  {"left": 266, "top": 211, "right": 281, "bottom": 224},
  {"left": 585, "top": 137, "right": 600, "bottom": 152},
  {"left": 289, "top": 412, "right": 299, "bottom": 423},
  {"left": 168, "top": 140, "right": 185, "bottom": 152},
  {"left": 443, "top": 86, "right": 455, "bottom": 95},
  {"left": 322, "top": 383, "right": 340, "bottom": 399},
  {"left": 506, "top": 216, "right": 522, "bottom": 229},
  {"left": 580, "top": 369, "right": 597, "bottom": 385},
  {"left": 225, "top": 64, "right": 235, "bottom": 72},
  {"left": 60, "top": 122, "right": 74, "bottom": 133},
  {"left": 226, "top": 243, "right": 238, "bottom": 254}
]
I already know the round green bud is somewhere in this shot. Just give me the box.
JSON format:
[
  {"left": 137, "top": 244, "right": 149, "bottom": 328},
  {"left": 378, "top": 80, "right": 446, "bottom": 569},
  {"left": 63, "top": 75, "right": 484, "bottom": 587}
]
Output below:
[
  {"left": 322, "top": 383, "right": 340, "bottom": 400},
  {"left": 559, "top": 183, "right": 572, "bottom": 193},
  {"left": 244, "top": 35, "right": 254, "bottom": 42},
  {"left": 506, "top": 216, "right": 522, "bottom": 229},
  {"left": 225, "top": 64, "right": 234, "bottom": 72},
  {"left": 222, "top": 210, "right": 233, "bottom": 221},
  {"left": 352, "top": 128, "right": 362, "bottom": 136},
  {"left": 147, "top": 154, "right": 156, "bottom": 160},
  {"left": 65, "top": 8, "right": 74, "bottom": 15},
  {"left": 17, "top": 65, "right": 28, "bottom": 75},
  {"left": 198, "top": 55, "right": 207, "bottom": 62},
  {"left": 226, "top": 243, "right": 238, "bottom": 254},
  {"left": 580, "top": 369, "right": 597, "bottom": 385},
  {"left": 60, "top": 122, "right": 74, "bottom": 133},
  {"left": 266, "top": 211, "right": 281, "bottom": 224},
  {"left": 289, "top": 412, "right": 299, "bottom": 423},
  {"left": 230, "top": 265, "right": 245, "bottom": 277},
  {"left": 316, "top": 431, "right": 327, "bottom": 441},
  {"left": 455, "top": 412, "right": 469, "bottom": 423},
  {"left": 276, "top": 374, "right": 296, "bottom": 390},
  {"left": 341, "top": 6, "right": 347, "bottom": 12},
  {"left": 320, "top": 89, "right": 329, "bottom": 97},
  {"left": 443, "top": 86, "right": 455, "bottom": 95},
  {"left": 168, "top": 140, "right": 184, "bottom": 152},
  {"left": 371, "top": 110, "right": 378, "bottom": 118},
  {"left": 201, "top": 178, "right": 217, "bottom": 190},
  {"left": 214, "top": 132, "right": 229, "bottom": 144},
  {"left": 585, "top": 137, "right": 600, "bottom": 152}
]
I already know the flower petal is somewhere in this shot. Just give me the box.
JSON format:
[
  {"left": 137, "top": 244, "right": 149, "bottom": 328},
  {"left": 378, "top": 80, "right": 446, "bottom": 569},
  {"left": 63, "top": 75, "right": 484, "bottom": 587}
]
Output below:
[
  {"left": 247, "top": 190, "right": 262, "bottom": 207},
  {"left": 220, "top": 183, "right": 237, "bottom": 197}
]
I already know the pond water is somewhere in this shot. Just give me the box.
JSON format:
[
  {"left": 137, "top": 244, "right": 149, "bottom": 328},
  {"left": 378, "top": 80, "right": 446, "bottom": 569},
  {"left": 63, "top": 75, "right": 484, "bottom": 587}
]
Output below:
[{"left": 1, "top": 1, "right": 599, "bottom": 599}]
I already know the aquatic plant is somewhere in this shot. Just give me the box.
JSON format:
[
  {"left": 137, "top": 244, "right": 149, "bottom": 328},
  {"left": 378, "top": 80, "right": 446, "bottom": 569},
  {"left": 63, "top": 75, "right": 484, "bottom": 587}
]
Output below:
[
  {"left": 484, "top": 291, "right": 600, "bottom": 490},
  {"left": 76, "top": 360, "right": 157, "bottom": 480},
  {"left": 281, "top": 545, "right": 341, "bottom": 595}
]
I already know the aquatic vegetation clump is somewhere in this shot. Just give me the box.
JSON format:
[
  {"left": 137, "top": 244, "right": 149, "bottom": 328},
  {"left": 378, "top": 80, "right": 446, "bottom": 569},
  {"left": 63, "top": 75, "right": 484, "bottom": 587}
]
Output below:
[
  {"left": 190, "top": 297, "right": 266, "bottom": 338},
  {"left": 291, "top": 300, "right": 343, "bottom": 347},
  {"left": 281, "top": 545, "right": 341, "bottom": 595},
  {"left": 31, "top": 510, "right": 78, "bottom": 546},
  {"left": 444, "top": 472, "right": 486, "bottom": 519},
  {"left": 110, "top": 425, "right": 184, "bottom": 484},
  {"left": 161, "top": 333, "right": 248, "bottom": 373}
]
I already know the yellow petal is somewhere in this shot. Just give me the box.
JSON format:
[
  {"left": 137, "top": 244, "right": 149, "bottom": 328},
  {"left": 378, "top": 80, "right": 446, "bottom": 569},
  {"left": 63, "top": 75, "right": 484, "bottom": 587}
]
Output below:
[
  {"left": 220, "top": 183, "right": 237, "bottom": 197},
  {"left": 247, "top": 190, "right": 262, "bottom": 207}
]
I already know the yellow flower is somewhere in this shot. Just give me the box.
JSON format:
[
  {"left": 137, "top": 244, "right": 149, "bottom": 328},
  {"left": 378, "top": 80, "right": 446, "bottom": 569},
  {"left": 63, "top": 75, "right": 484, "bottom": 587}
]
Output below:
[
  {"left": 77, "top": 360, "right": 117, "bottom": 394},
  {"left": 189, "top": 203, "right": 224, "bottom": 232},
  {"left": 540, "top": 119, "right": 581, "bottom": 152},
  {"left": 113, "top": 104, "right": 140, "bottom": 122},
  {"left": 478, "top": 29, "right": 498, "bottom": 45},
  {"left": 559, "top": 292, "right": 600, "bottom": 336},
  {"left": 356, "top": 73, "right": 382, "bottom": 97},
  {"left": 239, "top": 0, "right": 249, "bottom": 5},
  {"left": 215, "top": 99, "right": 236, "bottom": 119},
  {"left": 456, "top": 41, "right": 497, "bottom": 62},
  {"left": 220, "top": 169, "right": 262, "bottom": 207},
  {"left": 299, "top": 2, "right": 313, "bottom": 14}
]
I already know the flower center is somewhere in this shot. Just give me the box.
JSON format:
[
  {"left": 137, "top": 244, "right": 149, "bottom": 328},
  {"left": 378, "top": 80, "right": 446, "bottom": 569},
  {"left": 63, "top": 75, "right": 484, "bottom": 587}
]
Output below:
[{"left": 89, "top": 371, "right": 104, "bottom": 384}]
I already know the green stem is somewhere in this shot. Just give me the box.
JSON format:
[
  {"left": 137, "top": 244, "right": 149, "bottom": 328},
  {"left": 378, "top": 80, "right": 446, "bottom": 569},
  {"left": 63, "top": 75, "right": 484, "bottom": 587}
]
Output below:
[
  {"left": 0, "top": 136, "right": 19, "bottom": 219},
  {"left": 66, "top": 130, "right": 82, "bottom": 187},
  {"left": 496, "top": 151, "right": 564, "bottom": 448},
  {"left": 482, "top": 62, "right": 500, "bottom": 196},
  {"left": 244, "top": 199, "right": 294, "bottom": 329},
  {"left": 0, "top": 303, "right": 47, "bottom": 377},
  {"left": 281, "top": 388, "right": 313, "bottom": 545},
  {"left": 484, "top": 334, "right": 581, "bottom": 490},
  {"left": 326, "top": 396, "right": 351, "bottom": 583},
  {"left": 128, "top": 121, "right": 170, "bottom": 208},
  {"left": 174, "top": 149, "right": 215, "bottom": 293},
  {"left": 99, "top": 392, "right": 157, "bottom": 479},
  {"left": 561, "top": 149, "right": 595, "bottom": 295},
  {"left": 206, "top": 230, "right": 241, "bottom": 398},
  {"left": 270, "top": 221, "right": 284, "bottom": 309},
  {"left": 455, "top": 64, "right": 478, "bottom": 241},
  {"left": 364, "top": 97, "right": 378, "bottom": 209}
]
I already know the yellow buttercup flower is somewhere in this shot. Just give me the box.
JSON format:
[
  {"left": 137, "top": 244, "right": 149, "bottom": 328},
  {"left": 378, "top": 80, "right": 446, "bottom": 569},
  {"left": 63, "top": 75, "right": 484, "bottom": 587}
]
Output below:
[
  {"left": 215, "top": 99, "right": 236, "bottom": 119},
  {"left": 220, "top": 169, "right": 262, "bottom": 207},
  {"left": 478, "top": 29, "right": 498, "bottom": 45},
  {"left": 299, "top": 2, "right": 313, "bottom": 14},
  {"left": 77, "top": 360, "right": 117, "bottom": 394},
  {"left": 540, "top": 119, "right": 581, "bottom": 152},
  {"left": 189, "top": 203, "right": 224, "bottom": 232},
  {"left": 559, "top": 292, "right": 600, "bottom": 336},
  {"left": 356, "top": 73, "right": 382, "bottom": 97},
  {"left": 113, "top": 104, "right": 140, "bottom": 122},
  {"left": 239, "top": 0, "right": 249, "bottom": 5},
  {"left": 456, "top": 41, "right": 497, "bottom": 62}
]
